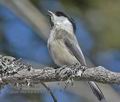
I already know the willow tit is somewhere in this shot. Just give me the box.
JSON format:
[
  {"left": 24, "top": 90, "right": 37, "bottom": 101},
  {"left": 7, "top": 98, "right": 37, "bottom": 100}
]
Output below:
[{"left": 47, "top": 11, "right": 105, "bottom": 101}]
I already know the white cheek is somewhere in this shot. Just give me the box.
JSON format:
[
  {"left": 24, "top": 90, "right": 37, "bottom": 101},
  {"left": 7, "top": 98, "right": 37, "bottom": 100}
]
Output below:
[
  {"left": 64, "top": 19, "right": 71, "bottom": 25},
  {"left": 64, "top": 21, "right": 72, "bottom": 28}
]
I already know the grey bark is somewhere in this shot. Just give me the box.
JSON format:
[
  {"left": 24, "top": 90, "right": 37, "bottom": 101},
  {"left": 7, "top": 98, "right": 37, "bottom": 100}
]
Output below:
[{"left": 0, "top": 55, "right": 120, "bottom": 86}]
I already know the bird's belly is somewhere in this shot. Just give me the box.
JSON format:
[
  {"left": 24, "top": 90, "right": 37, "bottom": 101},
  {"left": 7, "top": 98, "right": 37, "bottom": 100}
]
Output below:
[{"left": 48, "top": 40, "right": 79, "bottom": 66}]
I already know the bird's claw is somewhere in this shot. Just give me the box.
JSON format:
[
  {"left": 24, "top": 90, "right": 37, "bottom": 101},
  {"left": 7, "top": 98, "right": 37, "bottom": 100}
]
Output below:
[{"left": 64, "top": 76, "right": 74, "bottom": 89}]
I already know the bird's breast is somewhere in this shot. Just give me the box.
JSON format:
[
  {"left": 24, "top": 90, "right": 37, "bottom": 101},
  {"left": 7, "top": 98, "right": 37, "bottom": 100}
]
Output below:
[{"left": 48, "top": 39, "right": 79, "bottom": 66}]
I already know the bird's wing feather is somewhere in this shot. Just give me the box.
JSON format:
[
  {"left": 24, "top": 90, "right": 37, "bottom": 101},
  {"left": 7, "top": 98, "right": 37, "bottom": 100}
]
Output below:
[
  {"left": 63, "top": 31, "right": 87, "bottom": 66},
  {"left": 57, "top": 29, "right": 105, "bottom": 101},
  {"left": 63, "top": 31, "right": 105, "bottom": 101}
]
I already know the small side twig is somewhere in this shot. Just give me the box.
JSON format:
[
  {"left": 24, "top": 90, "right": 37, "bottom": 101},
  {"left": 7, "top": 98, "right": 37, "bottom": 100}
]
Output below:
[{"left": 40, "top": 82, "right": 57, "bottom": 102}]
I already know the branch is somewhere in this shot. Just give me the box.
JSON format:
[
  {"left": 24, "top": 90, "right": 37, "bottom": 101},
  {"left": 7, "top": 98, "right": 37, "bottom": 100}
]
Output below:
[{"left": 0, "top": 55, "right": 120, "bottom": 86}]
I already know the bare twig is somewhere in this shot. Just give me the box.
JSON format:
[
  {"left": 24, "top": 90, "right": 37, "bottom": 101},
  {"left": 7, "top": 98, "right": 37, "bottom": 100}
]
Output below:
[{"left": 41, "top": 82, "right": 57, "bottom": 102}]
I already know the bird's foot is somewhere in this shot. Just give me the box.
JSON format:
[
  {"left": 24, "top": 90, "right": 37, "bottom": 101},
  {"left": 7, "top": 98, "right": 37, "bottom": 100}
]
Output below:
[
  {"left": 55, "top": 65, "right": 75, "bottom": 88},
  {"left": 64, "top": 76, "right": 74, "bottom": 89},
  {"left": 80, "top": 66, "right": 87, "bottom": 71}
]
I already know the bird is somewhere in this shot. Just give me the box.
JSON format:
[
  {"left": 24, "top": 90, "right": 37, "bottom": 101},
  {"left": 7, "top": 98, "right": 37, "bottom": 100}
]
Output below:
[{"left": 47, "top": 10, "right": 105, "bottom": 101}]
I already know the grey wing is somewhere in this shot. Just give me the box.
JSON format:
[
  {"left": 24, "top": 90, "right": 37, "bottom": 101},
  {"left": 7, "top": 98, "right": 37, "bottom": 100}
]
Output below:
[
  {"left": 63, "top": 32, "right": 105, "bottom": 101},
  {"left": 63, "top": 33, "right": 87, "bottom": 66}
]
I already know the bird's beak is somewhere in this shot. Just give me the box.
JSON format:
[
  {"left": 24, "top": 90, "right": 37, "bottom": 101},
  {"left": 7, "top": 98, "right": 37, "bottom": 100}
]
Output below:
[
  {"left": 48, "top": 10, "right": 56, "bottom": 18},
  {"left": 48, "top": 10, "right": 53, "bottom": 15}
]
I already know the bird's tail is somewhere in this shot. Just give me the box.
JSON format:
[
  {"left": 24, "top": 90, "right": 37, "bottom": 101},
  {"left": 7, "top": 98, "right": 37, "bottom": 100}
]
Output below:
[{"left": 88, "top": 81, "right": 106, "bottom": 101}]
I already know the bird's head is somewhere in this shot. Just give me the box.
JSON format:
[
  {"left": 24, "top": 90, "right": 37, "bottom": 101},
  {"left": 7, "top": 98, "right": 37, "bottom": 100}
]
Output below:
[{"left": 48, "top": 11, "right": 76, "bottom": 33}]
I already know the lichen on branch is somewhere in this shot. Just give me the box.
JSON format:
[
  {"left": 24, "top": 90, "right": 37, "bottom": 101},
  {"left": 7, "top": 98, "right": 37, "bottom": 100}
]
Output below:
[{"left": 0, "top": 55, "right": 120, "bottom": 86}]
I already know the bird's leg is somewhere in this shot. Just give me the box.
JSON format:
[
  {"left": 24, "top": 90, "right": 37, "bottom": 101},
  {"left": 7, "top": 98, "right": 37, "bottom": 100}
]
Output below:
[
  {"left": 64, "top": 75, "right": 74, "bottom": 89},
  {"left": 55, "top": 65, "right": 74, "bottom": 88},
  {"left": 64, "top": 63, "right": 87, "bottom": 88},
  {"left": 80, "top": 65, "right": 88, "bottom": 71}
]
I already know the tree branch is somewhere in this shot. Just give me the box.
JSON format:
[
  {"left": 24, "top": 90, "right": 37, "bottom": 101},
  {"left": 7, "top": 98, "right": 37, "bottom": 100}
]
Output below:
[{"left": 0, "top": 55, "right": 120, "bottom": 86}]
